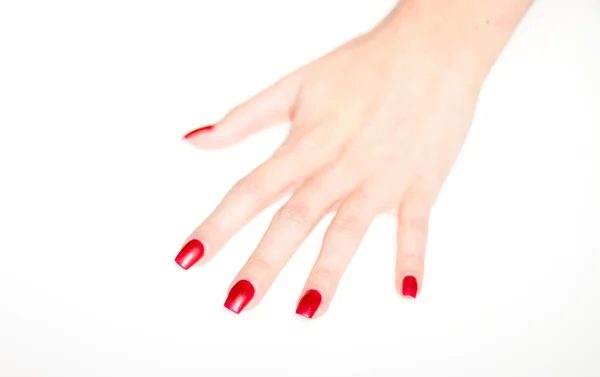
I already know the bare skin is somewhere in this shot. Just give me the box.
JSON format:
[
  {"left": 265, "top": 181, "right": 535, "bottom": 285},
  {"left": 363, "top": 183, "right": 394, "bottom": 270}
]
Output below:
[{"left": 176, "top": 0, "right": 535, "bottom": 318}]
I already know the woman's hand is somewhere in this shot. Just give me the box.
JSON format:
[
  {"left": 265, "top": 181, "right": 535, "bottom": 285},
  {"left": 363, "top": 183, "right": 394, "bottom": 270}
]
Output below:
[{"left": 175, "top": 0, "right": 530, "bottom": 318}]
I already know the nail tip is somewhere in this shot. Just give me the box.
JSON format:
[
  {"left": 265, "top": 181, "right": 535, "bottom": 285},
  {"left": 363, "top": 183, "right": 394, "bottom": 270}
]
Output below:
[
  {"left": 295, "top": 289, "right": 322, "bottom": 319},
  {"left": 401, "top": 275, "right": 418, "bottom": 299},
  {"left": 295, "top": 311, "right": 314, "bottom": 319},
  {"left": 183, "top": 125, "right": 215, "bottom": 139},
  {"left": 174, "top": 239, "right": 204, "bottom": 270},
  {"left": 224, "top": 304, "right": 241, "bottom": 315},
  {"left": 174, "top": 260, "right": 188, "bottom": 270},
  {"left": 223, "top": 280, "right": 255, "bottom": 315}
]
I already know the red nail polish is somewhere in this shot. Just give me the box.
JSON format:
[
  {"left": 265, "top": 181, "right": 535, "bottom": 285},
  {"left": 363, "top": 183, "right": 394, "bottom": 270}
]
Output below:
[
  {"left": 174, "top": 239, "right": 205, "bottom": 270},
  {"left": 402, "top": 275, "right": 418, "bottom": 298},
  {"left": 295, "top": 289, "right": 322, "bottom": 319},
  {"left": 183, "top": 125, "right": 215, "bottom": 139},
  {"left": 224, "top": 280, "right": 255, "bottom": 314}
]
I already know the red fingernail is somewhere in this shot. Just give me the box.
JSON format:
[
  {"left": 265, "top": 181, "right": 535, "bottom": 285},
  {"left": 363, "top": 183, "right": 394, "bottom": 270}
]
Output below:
[
  {"left": 174, "top": 239, "right": 205, "bottom": 270},
  {"left": 183, "top": 125, "right": 215, "bottom": 139},
  {"left": 224, "top": 280, "right": 255, "bottom": 314},
  {"left": 402, "top": 275, "right": 418, "bottom": 298},
  {"left": 295, "top": 289, "right": 322, "bottom": 319}
]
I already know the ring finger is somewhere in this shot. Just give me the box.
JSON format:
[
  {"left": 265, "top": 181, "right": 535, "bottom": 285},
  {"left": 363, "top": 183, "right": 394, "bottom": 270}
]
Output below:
[
  {"left": 295, "top": 184, "right": 383, "bottom": 319},
  {"left": 223, "top": 165, "right": 356, "bottom": 314}
]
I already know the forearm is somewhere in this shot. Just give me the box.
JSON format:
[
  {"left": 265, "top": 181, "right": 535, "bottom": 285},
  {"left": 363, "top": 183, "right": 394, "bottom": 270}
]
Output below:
[{"left": 376, "top": 0, "right": 535, "bottom": 83}]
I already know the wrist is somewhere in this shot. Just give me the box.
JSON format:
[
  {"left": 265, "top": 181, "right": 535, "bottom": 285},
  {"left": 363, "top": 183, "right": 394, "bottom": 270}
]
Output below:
[{"left": 374, "top": 0, "right": 533, "bottom": 85}]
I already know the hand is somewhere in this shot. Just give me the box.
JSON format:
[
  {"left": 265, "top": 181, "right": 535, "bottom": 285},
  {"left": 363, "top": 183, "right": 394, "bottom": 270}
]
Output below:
[{"left": 176, "top": 3, "right": 487, "bottom": 318}]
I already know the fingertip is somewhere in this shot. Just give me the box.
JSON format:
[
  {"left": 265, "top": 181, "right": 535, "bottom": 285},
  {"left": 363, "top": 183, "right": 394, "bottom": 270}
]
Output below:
[
  {"left": 401, "top": 275, "right": 418, "bottom": 299},
  {"left": 181, "top": 125, "right": 234, "bottom": 150},
  {"left": 223, "top": 279, "right": 256, "bottom": 314},
  {"left": 182, "top": 125, "right": 215, "bottom": 140},
  {"left": 182, "top": 123, "right": 249, "bottom": 150},
  {"left": 174, "top": 239, "right": 205, "bottom": 270},
  {"left": 295, "top": 289, "right": 323, "bottom": 319},
  {"left": 395, "top": 273, "right": 421, "bottom": 299}
]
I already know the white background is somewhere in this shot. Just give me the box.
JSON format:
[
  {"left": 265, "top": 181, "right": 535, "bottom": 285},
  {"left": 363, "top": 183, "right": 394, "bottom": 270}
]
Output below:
[{"left": 1, "top": 1, "right": 599, "bottom": 376}]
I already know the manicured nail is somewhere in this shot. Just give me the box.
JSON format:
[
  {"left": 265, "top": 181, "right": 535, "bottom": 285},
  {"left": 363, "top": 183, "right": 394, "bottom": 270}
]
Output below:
[
  {"left": 295, "top": 289, "right": 322, "bottom": 319},
  {"left": 174, "top": 239, "right": 205, "bottom": 270},
  {"left": 402, "top": 275, "right": 418, "bottom": 298},
  {"left": 224, "top": 280, "right": 255, "bottom": 314},
  {"left": 183, "top": 125, "right": 215, "bottom": 139}
]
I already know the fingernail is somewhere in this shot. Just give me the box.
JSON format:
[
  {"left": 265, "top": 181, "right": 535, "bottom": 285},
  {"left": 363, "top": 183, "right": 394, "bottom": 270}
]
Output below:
[
  {"left": 224, "top": 280, "right": 255, "bottom": 314},
  {"left": 174, "top": 239, "right": 205, "bottom": 270},
  {"left": 183, "top": 125, "right": 215, "bottom": 139},
  {"left": 295, "top": 289, "right": 322, "bottom": 319},
  {"left": 402, "top": 275, "right": 418, "bottom": 298}
]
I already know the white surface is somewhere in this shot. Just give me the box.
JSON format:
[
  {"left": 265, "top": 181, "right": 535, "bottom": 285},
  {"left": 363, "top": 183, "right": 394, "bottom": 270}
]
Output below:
[{"left": 1, "top": 1, "right": 599, "bottom": 376}]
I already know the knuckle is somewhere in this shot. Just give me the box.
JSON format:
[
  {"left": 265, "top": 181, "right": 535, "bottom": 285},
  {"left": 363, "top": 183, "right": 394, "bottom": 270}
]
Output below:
[
  {"left": 198, "top": 218, "right": 221, "bottom": 239},
  {"left": 328, "top": 190, "right": 376, "bottom": 235},
  {"left": 397, "top": 211, "right": 430, "bottom": 259},
  {"left": 221, "top": 104, "right": 245, "bottom": 125},
  {"left": 398, "top": 244, "right": 426, "bottom": 261},
  {"left": 228, "top": 101, "right": 249, "bottom": 117},
  {"left": 243, "top": 254, "right": 275, "bottom": 282},
  {"left": 397, "top": 214, "right": 429, "bottom": 234},
  {"left": 342, "top": 189, "right": 371, "bottom": 213},
  {"left": 330, "top": 212, "right": 363, "bottom": 236},
  {"left": 232, "top": 171, "right": 268, "bottom": 204},
  {"left": 309, "top": 267, "right": 337, "bottom": 290},
  {"left": 232, "top": 178, "right": 260, "bottom": 204},
  {"left": 274, "top": 201, "right": 313, "bottom": 228},
  {"left": 247, "top": 255, "right": 272, "bottom": 274}
]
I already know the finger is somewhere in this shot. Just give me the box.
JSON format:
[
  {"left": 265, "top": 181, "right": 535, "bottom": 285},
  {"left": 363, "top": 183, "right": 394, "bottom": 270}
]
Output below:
[
  {"left": 223, "top": 165, "right": 356, "bottom": 314},
  {"left": 296, "top": 186, "right": 380, "bottom": 319},
  {"left": 176, "top": 128, "right": 342, "bottom": 270},
  {"left": 395, "top": 186, "right": 433, "bottom": 299},
  {"left": 175, "top": 154, "right": 295, "bottom": 270},
  {"left": 183, "top": 74, "right": 300, "bottom": 149}
]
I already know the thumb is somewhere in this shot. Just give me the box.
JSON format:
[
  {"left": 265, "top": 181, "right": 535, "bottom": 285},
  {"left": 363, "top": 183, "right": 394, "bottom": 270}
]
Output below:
[{"left": 183, "top": 74, "right": 299, "bottom": 149}]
